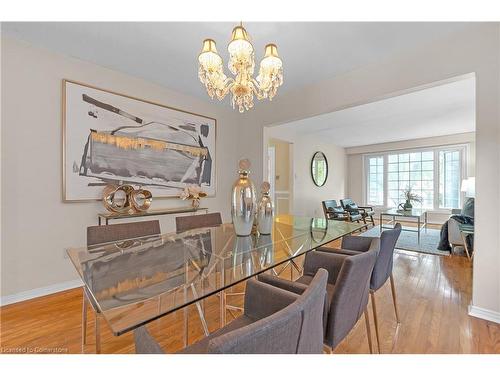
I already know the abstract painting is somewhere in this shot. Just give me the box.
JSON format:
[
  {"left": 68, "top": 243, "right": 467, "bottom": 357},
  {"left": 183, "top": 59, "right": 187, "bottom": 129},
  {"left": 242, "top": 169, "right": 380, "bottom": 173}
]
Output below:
[{"left": 63, "top": 80, "right": 216, "bottom": 201}]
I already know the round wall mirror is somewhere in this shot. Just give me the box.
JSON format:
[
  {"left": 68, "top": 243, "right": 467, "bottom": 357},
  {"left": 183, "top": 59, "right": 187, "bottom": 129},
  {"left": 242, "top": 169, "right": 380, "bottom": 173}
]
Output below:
[{"left": 311, "top": 151, "right": 328, "bottom": 187}]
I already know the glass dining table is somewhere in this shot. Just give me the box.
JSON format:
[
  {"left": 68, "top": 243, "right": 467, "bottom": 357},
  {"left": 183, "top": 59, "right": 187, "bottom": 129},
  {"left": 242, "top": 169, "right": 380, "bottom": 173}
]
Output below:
[{"left": 66, "top": 214, "right": 363, "bottom": 338}]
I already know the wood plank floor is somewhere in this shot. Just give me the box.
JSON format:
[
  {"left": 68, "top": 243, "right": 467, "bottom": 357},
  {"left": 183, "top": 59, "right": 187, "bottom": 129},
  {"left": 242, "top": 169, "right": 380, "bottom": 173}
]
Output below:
[{"left": 1, "top": 225, "right": 499, "bottom": 354}]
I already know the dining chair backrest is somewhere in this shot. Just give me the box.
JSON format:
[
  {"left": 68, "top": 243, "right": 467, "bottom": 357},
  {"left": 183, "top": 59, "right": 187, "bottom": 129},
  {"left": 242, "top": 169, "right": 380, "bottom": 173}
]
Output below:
[
  {"left": 326, "top": 249, "right": 377, "bottom": 349},
  {"left": 370, "top": 223, "right": 402, "bottom": 291},
  {"left": 86, "top": 220, "right": 161, "bottom": 246},
  {"left": 175, "top": 212, "right": 222, "bottom": 232},
  {"left": 208, "top": 268, "right": 328, "bottom": 354}
]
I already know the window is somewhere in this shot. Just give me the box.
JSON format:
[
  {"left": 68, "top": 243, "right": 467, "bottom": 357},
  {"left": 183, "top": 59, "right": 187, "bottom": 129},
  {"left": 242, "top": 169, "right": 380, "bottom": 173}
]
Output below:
[
  {"left": 439, "top": 150, "right": 461, "bottom": 209},
  {"left": 387, "top": 151, "right": 434, "bottom": 209},
  {"left": 365, "top": 146, "right": 466, "bottom": 210},
  {"left": 367, "top": 156, "right": 384, "bottom": 205}
]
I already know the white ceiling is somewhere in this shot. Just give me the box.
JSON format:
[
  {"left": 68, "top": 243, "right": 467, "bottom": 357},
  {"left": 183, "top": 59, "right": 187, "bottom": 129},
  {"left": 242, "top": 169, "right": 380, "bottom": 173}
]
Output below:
[
  {"left": 267, "top": 77, "right": 475, "bottom": 148},
  {"left": 2, "top": 22, "right": 473, "bottom": 103}
]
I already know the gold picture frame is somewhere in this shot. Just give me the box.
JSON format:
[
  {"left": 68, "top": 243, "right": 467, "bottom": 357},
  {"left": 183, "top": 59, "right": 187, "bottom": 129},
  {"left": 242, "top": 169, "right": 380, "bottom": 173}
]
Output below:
[{"left": 62, "top": 79, "right": 217, "bottom": 202}]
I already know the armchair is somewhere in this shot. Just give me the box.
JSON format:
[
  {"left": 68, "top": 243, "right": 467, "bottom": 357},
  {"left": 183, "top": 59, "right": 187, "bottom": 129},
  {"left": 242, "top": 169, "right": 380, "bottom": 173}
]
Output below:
[
  {"left": 447, "top": 198, "right": 474, "bottom": 251},
  {"left": 322, "top": 200, "right": 363, "bottom": 223},
  {"left": 340, "top": 198, "right": 375, "bottom": 227}
]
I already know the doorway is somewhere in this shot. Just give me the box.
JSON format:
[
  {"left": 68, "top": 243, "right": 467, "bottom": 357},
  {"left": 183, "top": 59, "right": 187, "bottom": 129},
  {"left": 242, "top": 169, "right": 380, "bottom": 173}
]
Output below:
[{"left": 267, "top": 138, "right": 293, "bottom": 215}]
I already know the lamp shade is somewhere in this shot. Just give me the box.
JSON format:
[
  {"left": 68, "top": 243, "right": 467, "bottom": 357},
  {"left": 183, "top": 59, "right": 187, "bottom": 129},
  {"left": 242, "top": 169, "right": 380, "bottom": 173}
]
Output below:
[
  {"left": 228, "top": 25, "right": 254, "bottom": 57},
  {"left": 461, "top": 177, "right": 475, "bottom": 197},
  {"left": 460, "top": 178, "right": 469, "bottom": 192},
  {"left": 263, "top": 44, "right": 280, "bottom": 59},
  {"left": 200, "top": 39, "right": 218, "bottom": 54},
  {"left": 230, "top": 25, "right": 250, "bottom": 43},
  {"left": 198, "top": 39, "right": 223, "bottom": 69}
]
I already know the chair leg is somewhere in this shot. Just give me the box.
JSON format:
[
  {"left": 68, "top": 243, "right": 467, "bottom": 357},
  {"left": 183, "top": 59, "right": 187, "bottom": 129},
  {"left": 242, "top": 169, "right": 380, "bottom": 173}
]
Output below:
[
  {"left": 370, "top": 215, "right": 375, "bottom": 227},
  {"left": 364, "top": 308, "right": 374, "bottom": 354},
  {"left": 82, "top": 291, "right": 88, "bottom": 348},
  {"left": 219, "top": 291, "right": 226, "bottom": 328},
  {"left": 389, "top": 274, "right": 401, "bottom": 324},
  {"left": 370, "top": 291, "right": 381, "bottom": 354},
  {"left": 95, "top": 312, "right": 101, "bottom": 354},
  {"left": 355, "top": 220, "right": 362, "bottom": 232},
  {"left": 190, "top": 284, "right": 210, "bottom": 336}
]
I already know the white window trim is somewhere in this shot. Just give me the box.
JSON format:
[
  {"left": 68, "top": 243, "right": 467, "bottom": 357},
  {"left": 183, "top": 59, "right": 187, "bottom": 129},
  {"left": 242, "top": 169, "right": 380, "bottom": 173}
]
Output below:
[{"left": 362, "top": 144, "right": 469, "bottom": 213}]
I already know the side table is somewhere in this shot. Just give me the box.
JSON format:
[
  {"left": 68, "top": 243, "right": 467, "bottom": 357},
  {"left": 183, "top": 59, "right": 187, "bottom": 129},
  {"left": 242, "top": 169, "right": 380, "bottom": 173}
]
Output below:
[{"left": 458, "top": 223, "right": 474, "bottom": 261}]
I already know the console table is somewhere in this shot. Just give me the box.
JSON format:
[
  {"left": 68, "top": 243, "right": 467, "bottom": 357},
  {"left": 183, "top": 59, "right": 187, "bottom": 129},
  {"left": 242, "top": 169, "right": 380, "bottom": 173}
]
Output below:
[{"left": 97, "top": 207, "right": 209, "bottom": 225}]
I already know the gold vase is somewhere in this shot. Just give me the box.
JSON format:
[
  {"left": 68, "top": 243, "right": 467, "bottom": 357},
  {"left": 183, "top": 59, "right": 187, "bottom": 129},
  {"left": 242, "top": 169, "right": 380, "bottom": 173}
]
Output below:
[{"left": 192, "top": 198, "right": 201, "bottom": 209}]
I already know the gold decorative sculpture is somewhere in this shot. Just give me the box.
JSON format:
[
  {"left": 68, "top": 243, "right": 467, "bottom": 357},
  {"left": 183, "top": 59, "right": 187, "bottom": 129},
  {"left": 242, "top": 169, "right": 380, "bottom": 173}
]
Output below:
[
  {"left": 130, "top": 188, "right": 153, "bottom": 212},
  {"left": 102, "top": 184, "right": 152, "bottom": 214}
]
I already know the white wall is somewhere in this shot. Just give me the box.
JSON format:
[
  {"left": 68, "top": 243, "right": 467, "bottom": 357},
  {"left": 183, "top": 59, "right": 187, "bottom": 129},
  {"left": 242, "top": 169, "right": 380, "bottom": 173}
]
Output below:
[
  {"left": 1, "top": 36, "right": 242, "bottom": 299},
  {"left": 346, "top": 132, "right": 476, "bottom": 223},
  {"left": 265, "top": 129, "right": 346, "bottom": 218},
  {"left": 292, "top": 136, "right": 346, "bottom": 217},
  {"left": 242, "top": 24, "right": 500, "bottom": 319}
]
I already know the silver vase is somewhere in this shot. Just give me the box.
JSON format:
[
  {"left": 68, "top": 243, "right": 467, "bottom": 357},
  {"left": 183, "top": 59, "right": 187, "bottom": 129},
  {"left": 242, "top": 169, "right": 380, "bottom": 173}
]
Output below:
[
  {"left": 256, "top": 234, "right": 274, "bottom": 267},
  {"left": 231, "top": 159, "right": 256, "bottom": 236},
  {"left": 257, "top": 182, "right": 274, "bottom": 235},
  {"left": 232, "top": 235, "right": 254, "bottom": 278}
]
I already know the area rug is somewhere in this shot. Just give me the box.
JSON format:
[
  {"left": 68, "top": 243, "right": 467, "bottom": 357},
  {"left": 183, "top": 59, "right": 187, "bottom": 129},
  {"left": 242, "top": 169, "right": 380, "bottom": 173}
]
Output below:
[{"left": 360, "top": 225, "right": 450, "bottom": 256}]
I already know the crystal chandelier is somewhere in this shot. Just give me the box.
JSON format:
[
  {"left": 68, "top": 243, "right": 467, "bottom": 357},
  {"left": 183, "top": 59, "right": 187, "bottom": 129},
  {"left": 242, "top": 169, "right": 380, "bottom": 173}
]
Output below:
[{"left": 198, "top": 23, "right": 283, "bottom": 113}]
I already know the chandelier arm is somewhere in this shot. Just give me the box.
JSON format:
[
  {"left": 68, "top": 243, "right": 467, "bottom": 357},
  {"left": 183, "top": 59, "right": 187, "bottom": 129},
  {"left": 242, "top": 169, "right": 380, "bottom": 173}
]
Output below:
[
  {"left": 216, "top": 78, "right": 235, "bottom": 100},
  {"left": 223, "top": 77, "right": 235, "bottom": 87},
  {"left": 251, "top": 78, "right": 262, "bottom": 91},
  {"left": 251, "top": 78, "right": 267, "bottom": 99}
]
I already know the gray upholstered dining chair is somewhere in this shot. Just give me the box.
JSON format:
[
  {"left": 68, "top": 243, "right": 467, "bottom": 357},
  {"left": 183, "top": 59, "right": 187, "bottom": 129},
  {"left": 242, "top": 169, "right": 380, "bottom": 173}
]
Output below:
[
  {"left": 174, "top": 212, "right": 223, "bottom": 336},
  {"left": 320, "top": 223, "right": 402, "bottom": 353},
  {"left": 175, "top": 212, "right": 249, "bottom": 330},
  {"left": 84, "top": 220, "right": 161, "bottom": 353},
  {"left": 134, "top": 269, "right": 328, "bottom": 354},
  {"left": 175, "top": 212, "right": 222, "bottom": 232},
  {"left": 258, "top": 248, "right": 378, "bottom": 353}
]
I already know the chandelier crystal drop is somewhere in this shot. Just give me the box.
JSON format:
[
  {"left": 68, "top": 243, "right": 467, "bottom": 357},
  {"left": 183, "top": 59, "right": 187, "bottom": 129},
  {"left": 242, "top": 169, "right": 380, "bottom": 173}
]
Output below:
[{"left": 198, "top": 23, "right": 283, "bottom": 113}]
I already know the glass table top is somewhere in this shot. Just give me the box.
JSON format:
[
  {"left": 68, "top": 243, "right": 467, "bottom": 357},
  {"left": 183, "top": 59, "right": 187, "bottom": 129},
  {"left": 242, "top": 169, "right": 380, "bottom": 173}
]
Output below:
[
  {"left": 381, "top": 208, "right": 427, "bottom": 217},
  {"left": 67, "top": 215, "right": 363, "bottom": 335}
]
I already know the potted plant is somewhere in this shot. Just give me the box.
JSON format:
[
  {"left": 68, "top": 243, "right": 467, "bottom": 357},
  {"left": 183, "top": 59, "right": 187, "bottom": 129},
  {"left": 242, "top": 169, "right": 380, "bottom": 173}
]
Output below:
[
  {"left": 399, "top": 186, "right": 422, "bottom": 211},
  {"left": 180, "top": 185, "right": 207, "bottom": 209}
]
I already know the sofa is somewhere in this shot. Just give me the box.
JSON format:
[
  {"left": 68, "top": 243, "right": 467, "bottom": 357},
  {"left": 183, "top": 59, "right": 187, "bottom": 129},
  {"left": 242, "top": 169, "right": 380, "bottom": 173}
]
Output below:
[{"left": 448, "top": 197, "right": 474, "bottom": 251}]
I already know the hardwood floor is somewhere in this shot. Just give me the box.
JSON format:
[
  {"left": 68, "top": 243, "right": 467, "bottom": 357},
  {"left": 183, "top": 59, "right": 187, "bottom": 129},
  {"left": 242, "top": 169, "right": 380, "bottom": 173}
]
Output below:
[{"left": 1, "top": 227, "right": 499, "bottom": 354}]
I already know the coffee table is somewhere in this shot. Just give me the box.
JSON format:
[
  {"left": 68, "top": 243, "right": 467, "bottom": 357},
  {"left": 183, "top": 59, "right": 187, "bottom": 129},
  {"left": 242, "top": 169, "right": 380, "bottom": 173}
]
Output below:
[{"left": 380, "top": 208, "right": 428, "bottom": 244}]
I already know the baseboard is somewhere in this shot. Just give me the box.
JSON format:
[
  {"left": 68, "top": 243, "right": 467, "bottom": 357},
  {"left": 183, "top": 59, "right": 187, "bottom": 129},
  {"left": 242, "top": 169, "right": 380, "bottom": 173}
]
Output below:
[
  {"left": 468, "top": 304, "right": 500, "bottom": 324},
  {"left": 0, "top": 279, "right": 83, "bottom": 307}
]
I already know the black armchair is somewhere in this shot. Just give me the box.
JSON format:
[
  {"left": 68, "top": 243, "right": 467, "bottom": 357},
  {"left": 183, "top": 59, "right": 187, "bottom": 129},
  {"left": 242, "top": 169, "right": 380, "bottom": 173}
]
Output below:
[
  {"left": 322, "top": 200, "right": 363, "bottom": 223},
  {"left": 340, "top": 198, "right": 375, "bottom": 227}
]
